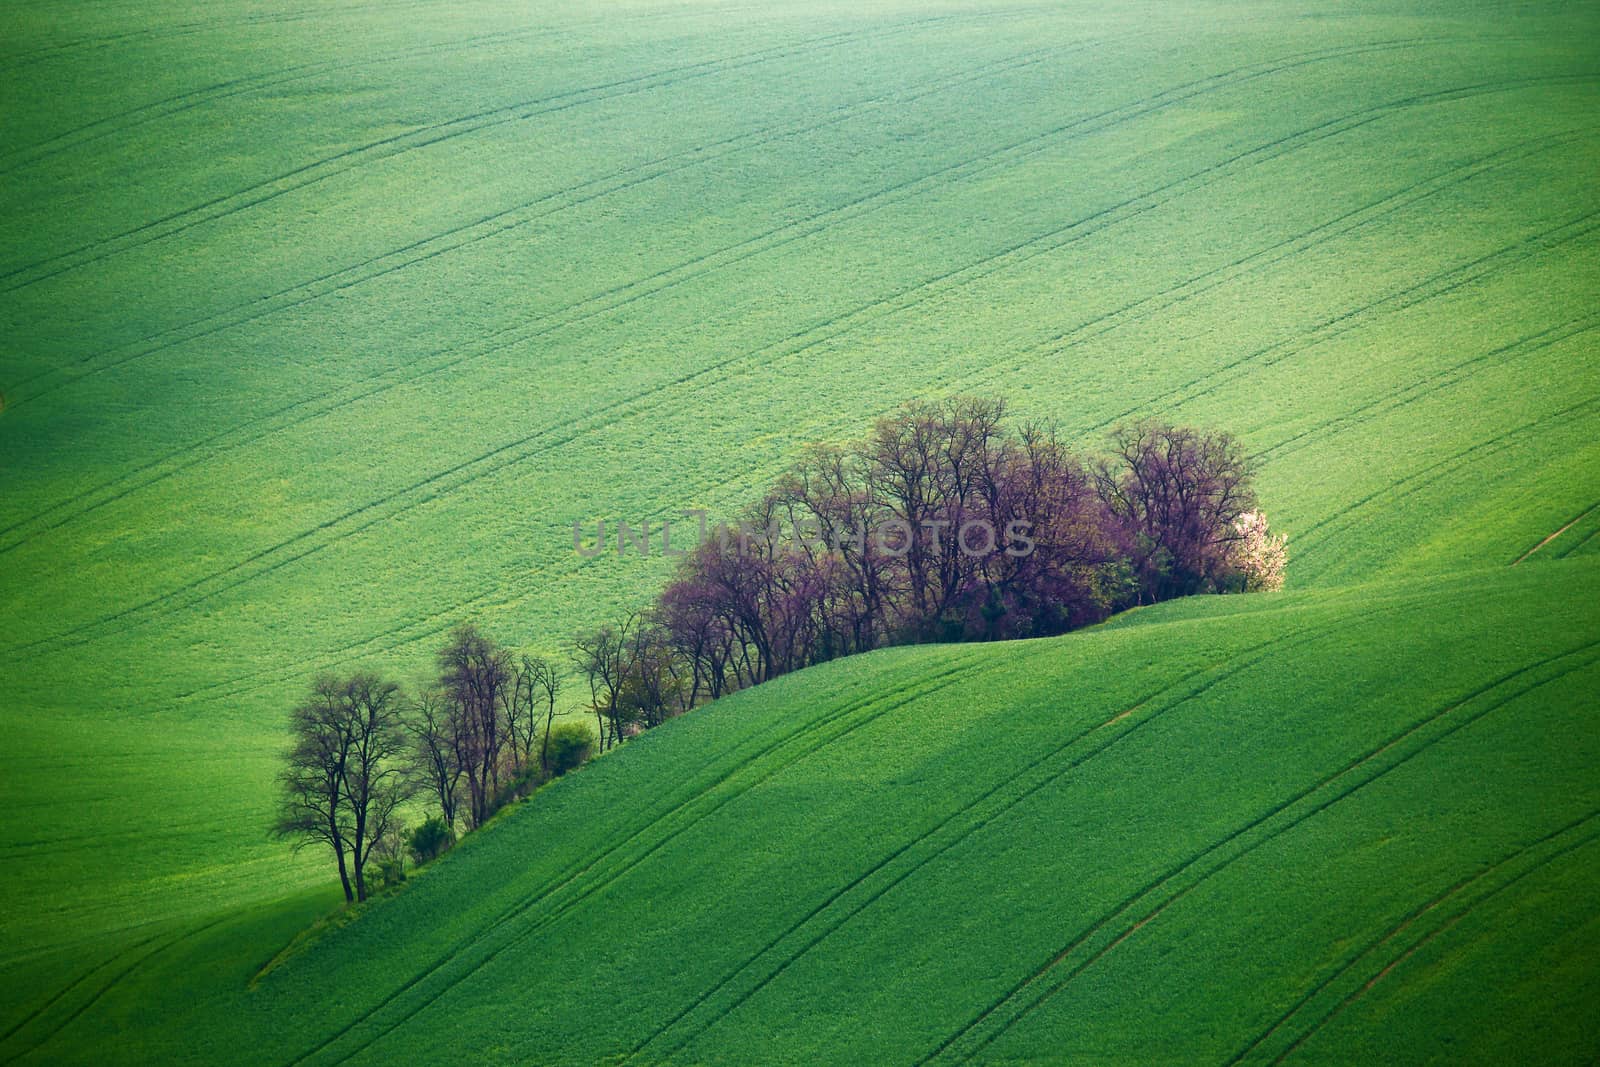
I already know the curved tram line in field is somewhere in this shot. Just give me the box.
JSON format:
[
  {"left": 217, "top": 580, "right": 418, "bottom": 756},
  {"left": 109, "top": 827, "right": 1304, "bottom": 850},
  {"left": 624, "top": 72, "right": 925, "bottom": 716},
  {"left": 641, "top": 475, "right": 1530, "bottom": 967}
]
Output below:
[
  {"left": 0, "top": 0, "right": 445, "bottom": 71},
  {"left": 0, "top": 28, "right": 1430, "bottom": 560},
  {"left": 283, "top": 653, "right": 997, "bottom": 1065},
  {"left": 917, "top": 639, "right": 1600, "bottom": 1063},
  {"left": 298, "top": 627, "right": 1311, "bottom": 1065},
  {"left": 0, "top": 914, "right": 232, "bottom": 1064},
  {"left": 2, "top": 44, "right": 1524, "bottom": 663},
  {"left": 0, "top": 2, "right": 775, "bottom": 174},
  {"left": 296, "top": 591, "right": 1422, "bottom": 1062},
  {"left": 625, "top": 622, "right": 1340, "bottom": 1063},
  {"left": 0, "top": 35, "right": 1079, "bottom": 413},
  {"left": 1222, "top": 809, "right": 1600, "bottom": 1064},
  {"left": 0, "top": 10, "right": 1034, "bottom": 297},
  {"left": 0, "top": 35, "right": 1440, "bottom": 424}
]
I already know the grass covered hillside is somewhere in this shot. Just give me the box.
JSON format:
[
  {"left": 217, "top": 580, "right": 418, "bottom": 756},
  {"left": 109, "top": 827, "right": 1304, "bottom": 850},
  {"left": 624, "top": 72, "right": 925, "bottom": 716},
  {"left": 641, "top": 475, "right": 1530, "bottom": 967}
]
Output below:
[
  {"left": 1, "top": 0, "right": 1597, "bottom": 1060},
  {"left": 4, "top": 559, "right": 1598, "bottom": 1063}
]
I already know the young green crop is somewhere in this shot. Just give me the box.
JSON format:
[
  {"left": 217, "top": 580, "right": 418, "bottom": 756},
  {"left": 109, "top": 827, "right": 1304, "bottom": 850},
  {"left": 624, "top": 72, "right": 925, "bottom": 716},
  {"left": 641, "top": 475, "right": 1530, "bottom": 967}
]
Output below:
[
  {"left": 0, "top": 0, "right": 1596, "bottom": 1060},
  {"left": 5, "top": 559, "right": 1597, "bottom": 1063}
]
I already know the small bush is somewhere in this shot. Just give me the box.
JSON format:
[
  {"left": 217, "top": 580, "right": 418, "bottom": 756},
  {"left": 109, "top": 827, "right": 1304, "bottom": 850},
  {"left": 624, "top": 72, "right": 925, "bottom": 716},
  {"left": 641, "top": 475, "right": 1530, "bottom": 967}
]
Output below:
[
  {"left": 548, "top": 721, "right": 596, "bottom": 776},
  {"left": 372, "top": 823, "right": 409, "bottom": 888},
  {"left": 376, "top": 856, "right": 406, "bottom": 888},
  {"left": 490, "top": 763, "right": 548, "bottom": 815},
  {"left": 407, "top": 815, "right": 455, "bottom": 866}
]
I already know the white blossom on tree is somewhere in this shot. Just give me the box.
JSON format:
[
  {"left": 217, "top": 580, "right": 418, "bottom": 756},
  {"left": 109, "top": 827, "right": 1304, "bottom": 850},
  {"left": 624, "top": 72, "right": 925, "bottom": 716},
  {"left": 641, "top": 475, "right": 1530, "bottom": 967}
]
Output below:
[{"left": 1228, "top": 510, "right": 1287, "bottom": 592}]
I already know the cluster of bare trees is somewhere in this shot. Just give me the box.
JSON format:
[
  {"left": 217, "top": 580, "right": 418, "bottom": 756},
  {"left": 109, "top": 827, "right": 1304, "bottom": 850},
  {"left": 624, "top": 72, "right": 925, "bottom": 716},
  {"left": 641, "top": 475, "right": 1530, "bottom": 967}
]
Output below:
[
  {"left": 278, "top": 399, "right": 1285, "bottom": 896},
  {"left": 417, "top": 626, "right": 565, "bottom": 830},
  {"left": 275, "top": 626, "right": 570, "bottom": 901},
  {"left": 568, "top": 401, "right": 1282, "bottom": 751}
]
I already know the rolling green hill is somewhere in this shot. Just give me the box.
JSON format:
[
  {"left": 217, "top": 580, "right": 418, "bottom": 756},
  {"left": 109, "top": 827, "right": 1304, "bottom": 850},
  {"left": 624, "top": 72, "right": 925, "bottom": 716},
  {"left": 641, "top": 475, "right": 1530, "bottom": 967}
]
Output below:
[
  {"left": 1, "top": 0, "right": 1597, "bottom": 1061},
  {"left": 4, "top": 559, "right": 1599, "bottom": 1063}
]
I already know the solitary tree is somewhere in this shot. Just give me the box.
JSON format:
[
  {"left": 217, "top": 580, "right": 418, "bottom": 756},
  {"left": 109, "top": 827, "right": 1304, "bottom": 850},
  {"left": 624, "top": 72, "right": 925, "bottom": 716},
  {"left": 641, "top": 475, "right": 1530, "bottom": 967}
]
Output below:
[
  {"left": 274, "top": 673, "right": 413, "bottom": 903},
  {"left": 273, "top": 678, "right": 357, "bottom": 901}
]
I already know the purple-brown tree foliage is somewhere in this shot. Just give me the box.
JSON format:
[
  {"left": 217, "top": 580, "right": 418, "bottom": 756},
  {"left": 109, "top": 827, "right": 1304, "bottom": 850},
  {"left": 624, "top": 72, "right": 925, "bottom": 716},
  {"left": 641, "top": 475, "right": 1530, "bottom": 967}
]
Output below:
[
  {"left": 581, "top": 402, "right": 1274, "bottom": 746},
  {"left": 1093, "top": 420, "right": 1256, "bottom": 601}
]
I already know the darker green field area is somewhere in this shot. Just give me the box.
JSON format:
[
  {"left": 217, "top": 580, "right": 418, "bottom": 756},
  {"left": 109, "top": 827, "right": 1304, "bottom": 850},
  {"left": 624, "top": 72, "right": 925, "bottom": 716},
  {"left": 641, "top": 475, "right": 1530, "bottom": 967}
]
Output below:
[{"left": 4, "top": 561, "right": 1598, "bottom": 1063}]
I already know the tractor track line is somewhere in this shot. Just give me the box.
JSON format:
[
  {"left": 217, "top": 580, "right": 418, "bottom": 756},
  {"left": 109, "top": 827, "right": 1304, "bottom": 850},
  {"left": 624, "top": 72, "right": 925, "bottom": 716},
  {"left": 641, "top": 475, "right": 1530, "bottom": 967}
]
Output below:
[
  {"left": 1262, "top": 313, "right": 1600, "bottom": 464},
  {"left": 951, "top": 126, "right": 1597, "bottom": 413},
  {"left": 1513, "top": 499, "right": 1600, "bottom": 565},
  {"left": 284, "top": 656, "right": 991, "bottom": 1066},
  {"left": 3, "top": 37, "right": 1077, "bottom": 409},
  {"left": 922, "top": 639, "right": 1600, "bottom": 1063},
  {"left": 0, "top": 930, "right": 165, "bottom": 1050},
  {"left": 0, "top": 4, "right": 762, "bottom": 171},
  {"left": 0, "top": 0, "right": 443, "bottom": 70},
  {"left": 0, "top": 11, "right": 1018, "bottom": 292},
  {"left": 1271, "top": 828, "right": 1600, "bottom": 1063},
  {"left": 1085, "top": 197, "right": 1600, "bottom": 433},
  {"left": 3, "top": 31, "right": 1421, "bottom": 421},
  {"left": 0, "top": 33, "right": 1451, "bottom": 573},
  {"left": 1291, "top": 392, "right": 1600, "bottom": 569},
  {"left": 0, "top": 46, "right": 1479, "bottom": 644},
  {"left": 166, "top": 454, "right": 819, "bottom": 705},
  {"left": 1555, "top": 520, "right": 1600, "bottom": 559},
  {"left": 0, "top": 913, "right": 231, "bottom": 1065},
  {"left": 630, "top": 621, "right": 1356, "bottom": 1062},
  {"left": 1224, "top": 808, "right": 1600, "bottom": 1064},
  {"left": 0, "top": 44, "right": 1085, "bottom": 554}
]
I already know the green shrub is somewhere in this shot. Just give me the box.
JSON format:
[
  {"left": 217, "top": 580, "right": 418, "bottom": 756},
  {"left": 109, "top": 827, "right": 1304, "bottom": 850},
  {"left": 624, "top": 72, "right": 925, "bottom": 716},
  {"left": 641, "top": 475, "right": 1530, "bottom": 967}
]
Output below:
[
  {"left": 489, "top": 763, "right": 548, "bottom": 816},
  {"left": 407, "top": 816, "right": 455, "bottom": 866},
  {"left": 547, "top": 722, "right": 595, "bottom": 776},
  {"left": 376, "top": 856, "right": 406, "bottom": 888},
  {"left": 369, "top": 824, "right": 410, "bottom": 889}
]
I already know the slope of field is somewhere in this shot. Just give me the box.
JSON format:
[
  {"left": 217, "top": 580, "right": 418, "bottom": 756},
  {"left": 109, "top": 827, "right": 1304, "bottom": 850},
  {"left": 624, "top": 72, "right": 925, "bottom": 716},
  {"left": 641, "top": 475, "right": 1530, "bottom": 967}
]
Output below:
[
  {"left": 1, "top": 0, "right": 1598, "bottom": 1055},
  {"left": 3, "top": 558, "right": 1597, "bottom": 1063}
]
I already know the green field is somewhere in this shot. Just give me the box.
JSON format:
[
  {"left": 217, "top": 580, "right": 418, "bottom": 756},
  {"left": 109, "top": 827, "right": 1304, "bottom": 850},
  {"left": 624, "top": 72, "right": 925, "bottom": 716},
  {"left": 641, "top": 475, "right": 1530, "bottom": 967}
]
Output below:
[
  {"left": 6, "top": 562, "right": 1600, "bottom": 1063},
  {"left": 2, "top": 0, "right": 1598, "bottom": 1061}
]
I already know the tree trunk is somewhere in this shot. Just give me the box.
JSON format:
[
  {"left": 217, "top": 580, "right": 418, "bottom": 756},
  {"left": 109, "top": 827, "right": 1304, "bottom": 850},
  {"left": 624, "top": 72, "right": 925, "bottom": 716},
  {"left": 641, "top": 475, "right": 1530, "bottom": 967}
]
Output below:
[
  {"left": 541, "top": 708, "right": 555, "bottom": 776},
  {"left": 332, "top": 838, "right": 354, "bottom": 903}
]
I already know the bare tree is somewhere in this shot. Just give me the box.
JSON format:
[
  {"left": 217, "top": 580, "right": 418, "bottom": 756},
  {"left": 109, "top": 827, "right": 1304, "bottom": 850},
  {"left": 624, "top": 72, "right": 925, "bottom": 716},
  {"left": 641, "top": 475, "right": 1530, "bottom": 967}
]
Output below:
[
  {"left": 274, "top": 673, "right": 412, "bottom": 903},
  {"left": 535, "top": 659, "right": 563, "bottom": 777},
  {"left": 574, "top": 615, "right": 635, "bottom": 751},
  {"left": 438, "top": 624, "right": 511, "bottom": 829},
  {"left": 659, "top": 570, "right": 736, "bottom": 704},
  {"left": 774, "top": 442, "right": 894, "bottom": 656},
  {"left": 621, "top": 619, "right": 688, "bottom": 730},
  {"left": 508, "top": 653, "right": 562, "bottom": 775},
  {"left": 863, "top": 397, "right": 1008, "bottom": 638},
  {"left": 273, "top": 678, "right": 357, "bottom": 902},
  {"left": 506, "top": 655, "right": 538, "bottom": 775},
  {"left": 404, "top": 684, "right": 463, "bottom": 831},
  {"left": 342, "top": 674, "right": 411, "bottom": 902},
  {"left": 969, "top": 420, "right": 1128, "bottom": 637}
]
